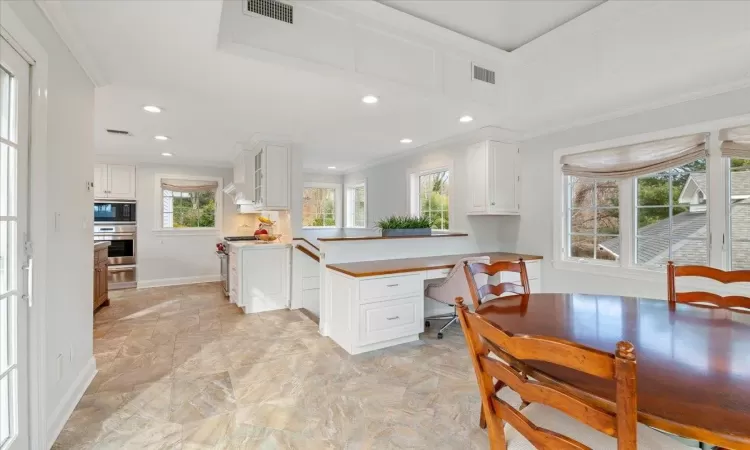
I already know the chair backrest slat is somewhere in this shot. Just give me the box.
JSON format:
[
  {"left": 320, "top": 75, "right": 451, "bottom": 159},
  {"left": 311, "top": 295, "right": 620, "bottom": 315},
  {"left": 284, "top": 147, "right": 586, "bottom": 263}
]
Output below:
[
  {"left": 480, "top": 356, "right": 617, "bottom": 436},
  {"left": 667, "top": 261, "right": 750, "bottom": 312},
  {"left": 464, "top": 259, "right": 530, "bottom": 309},
  {"left": 492, "top": 396, "right": 591, "bottom": 450},
  {"left": 456, "top": 297, "right": 638, "bottom": 450}
]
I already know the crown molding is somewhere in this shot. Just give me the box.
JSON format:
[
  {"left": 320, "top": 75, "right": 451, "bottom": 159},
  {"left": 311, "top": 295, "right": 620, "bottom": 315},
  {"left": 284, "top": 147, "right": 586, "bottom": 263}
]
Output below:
[{"left": 34, "top": 0, "right": 108, "bottom": 87}]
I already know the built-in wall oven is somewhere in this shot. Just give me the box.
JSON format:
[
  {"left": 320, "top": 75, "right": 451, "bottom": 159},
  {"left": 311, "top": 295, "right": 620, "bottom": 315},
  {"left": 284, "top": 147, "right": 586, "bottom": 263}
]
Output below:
[{"left": 94, "top": 200, "right": 137, "bottom": 289}]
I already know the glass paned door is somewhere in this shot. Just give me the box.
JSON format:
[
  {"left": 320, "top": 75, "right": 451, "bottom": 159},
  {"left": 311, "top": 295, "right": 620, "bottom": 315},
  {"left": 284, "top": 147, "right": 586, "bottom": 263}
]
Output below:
[{"left": 1, "top": 37, "right": 30, "bottom": 450}]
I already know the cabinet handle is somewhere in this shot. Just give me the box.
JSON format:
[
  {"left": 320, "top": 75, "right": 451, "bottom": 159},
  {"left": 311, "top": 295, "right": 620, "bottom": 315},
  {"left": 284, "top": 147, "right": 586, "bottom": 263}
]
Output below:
[
  {"left": 386, "top": 284, "right": 399, "bottom": 287},
  {"left": 386, "top": 316, "right": 400, "bottom": 321},
  {"left": 491, "top": 202, "right": 495, "bottom": 206}
]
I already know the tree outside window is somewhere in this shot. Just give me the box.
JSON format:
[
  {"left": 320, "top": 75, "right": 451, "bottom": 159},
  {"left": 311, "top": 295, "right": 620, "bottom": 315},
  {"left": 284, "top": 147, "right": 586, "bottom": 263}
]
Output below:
[
  {"left": 161, "top": 179, "right": 218, "bottom": 229},
  {"left": 303, "top": 187, "right": 337, "bottom": 227},
  {"left": 419, "top": 170, "right": 450, "bottom": 231},
  {"left": 567, "top": 177, "right": 620, "bottom": 260}
]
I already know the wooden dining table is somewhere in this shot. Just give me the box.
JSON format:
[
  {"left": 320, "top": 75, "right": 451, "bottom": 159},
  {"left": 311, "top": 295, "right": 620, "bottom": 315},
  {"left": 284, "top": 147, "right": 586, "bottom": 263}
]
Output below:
[{"left": 475, "top": 293, "right": 750, "bottom": 449}]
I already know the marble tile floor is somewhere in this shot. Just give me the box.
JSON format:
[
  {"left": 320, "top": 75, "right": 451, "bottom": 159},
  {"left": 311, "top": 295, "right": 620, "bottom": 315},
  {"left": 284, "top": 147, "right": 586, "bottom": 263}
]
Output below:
[{"left": 54, "top": 282, "right": 490, "bottom": 449}]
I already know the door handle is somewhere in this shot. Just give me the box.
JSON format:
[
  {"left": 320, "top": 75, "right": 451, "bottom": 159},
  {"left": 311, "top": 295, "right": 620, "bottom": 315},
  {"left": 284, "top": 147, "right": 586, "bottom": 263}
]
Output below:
[{"left": 22, "top": 259, "right": 33, "bottom": 308}]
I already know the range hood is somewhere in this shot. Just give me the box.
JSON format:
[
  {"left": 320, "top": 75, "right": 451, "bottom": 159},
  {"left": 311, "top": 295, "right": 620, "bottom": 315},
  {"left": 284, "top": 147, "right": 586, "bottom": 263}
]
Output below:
[{"left": 223, "top": 182, "right": 255, "bottom": 206}]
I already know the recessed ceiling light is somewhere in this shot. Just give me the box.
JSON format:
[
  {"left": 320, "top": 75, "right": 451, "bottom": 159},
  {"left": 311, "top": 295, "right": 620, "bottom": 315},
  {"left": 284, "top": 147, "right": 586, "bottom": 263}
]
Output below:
[
  {"left": 161, "top": 152, "right": 173, "bottom": 157},
  {"left": 361, "top": 95, "right": 378, "bottom": 104},
  {"left": 154, "top": 135, "right": 170, "bottom": 141},
  {"left": 400, "top": 138, "right": 413, "bottom": 144},
  {"left": 459, "top": 115, "right": 474, "bottom": 123},
  {"left": 143, "top": 105, "right": 162, "bottom": 113},
  {"left": 328, "top": 166, "right": 337, "bottom": 169}
]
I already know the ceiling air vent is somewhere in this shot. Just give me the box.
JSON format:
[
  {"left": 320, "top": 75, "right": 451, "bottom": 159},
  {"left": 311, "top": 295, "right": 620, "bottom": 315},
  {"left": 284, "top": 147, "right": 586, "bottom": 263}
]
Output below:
[
  {"left": 106, "top": 129, "right": 132, "bottom": 136},
  {"left": 472, "top": 64, "right": 496, "bottom": 85},
  {"left": 246, "top": 0, "right": 293, "bottom": 24}
]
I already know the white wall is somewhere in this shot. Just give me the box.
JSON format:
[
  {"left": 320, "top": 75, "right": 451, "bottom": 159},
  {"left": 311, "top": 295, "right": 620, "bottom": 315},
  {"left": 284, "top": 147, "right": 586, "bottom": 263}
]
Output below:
[
  {"left": 7, "top": 1, "right": 96, "bottom": 444},
  {"left": 133, "top": 163, "right": 247, "bottom": 286},
  {"left": 344, "top": 143, "right": 520, "bottom": 251},
  {"left": 517, "top": 85, "right": 750, "bottom": 298}
]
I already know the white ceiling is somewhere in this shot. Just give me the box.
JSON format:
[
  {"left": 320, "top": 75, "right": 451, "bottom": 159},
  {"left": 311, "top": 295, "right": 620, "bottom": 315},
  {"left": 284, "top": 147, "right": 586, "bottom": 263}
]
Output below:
[
  {"left": 53, "top": 0, "right": 506, "bottom": 172},
  {"left": 379, "top": 0, "right": 604, "bottom": 52}
]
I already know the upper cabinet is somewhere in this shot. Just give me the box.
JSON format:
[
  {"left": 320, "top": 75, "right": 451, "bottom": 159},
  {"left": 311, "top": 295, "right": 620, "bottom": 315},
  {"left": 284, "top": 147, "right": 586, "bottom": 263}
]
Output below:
[
  {"left": 95, "top": 164, "right": 136, "bottom": 200},
  {"left": 467, "top": 140, "right": 520, "bottom": 215},
  {"left": 231, "top": 143, "right": 290, "bottom": 210}
]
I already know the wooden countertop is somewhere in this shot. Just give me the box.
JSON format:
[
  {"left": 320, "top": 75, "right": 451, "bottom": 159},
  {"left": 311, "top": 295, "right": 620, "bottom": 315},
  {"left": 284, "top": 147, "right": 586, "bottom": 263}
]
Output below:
[
  {"left": 327, "top": 252, "right": 542, "bottom": 278},
  {"left": 318, "top": 232, "right": 468, "bottom": 242}
]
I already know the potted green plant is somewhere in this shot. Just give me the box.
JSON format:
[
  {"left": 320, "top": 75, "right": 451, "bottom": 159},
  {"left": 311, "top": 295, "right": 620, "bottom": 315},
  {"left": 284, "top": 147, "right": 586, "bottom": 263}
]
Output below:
[{"left": 375, "top": 215, "right": 434, "bottom": 237}]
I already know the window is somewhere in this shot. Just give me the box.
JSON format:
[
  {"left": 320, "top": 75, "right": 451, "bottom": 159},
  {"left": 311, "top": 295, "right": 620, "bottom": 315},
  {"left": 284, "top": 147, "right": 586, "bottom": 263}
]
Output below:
[
  {"left": 157, "top": 177, "right": 220, "bottom": 231},
  {"left": 345, "top": 182, "right": 366, "bottom": 228},
  {"left": 729, "top": 158, "right": 750, "bottom": 270},
  {"left": 414, "top": 169, "right": 450, "bottom": 231},
  {"left": 303, "top": 182, "right": 341, "bottom": 228},
  {"left": 566, "top": 177, "right": 620, "bottom": 261},
  {"left": 635, "top": 159, "right": 707, "bottom": 266}
]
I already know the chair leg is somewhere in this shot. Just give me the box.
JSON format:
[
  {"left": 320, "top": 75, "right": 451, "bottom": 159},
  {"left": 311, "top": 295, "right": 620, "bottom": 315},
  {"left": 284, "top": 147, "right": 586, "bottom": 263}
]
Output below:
[
  {"left": 479, "top": 408, "right": 487, "bottom": 429},
  {"left": 437, "top": 315, "right": 458, "bottom": 339}
]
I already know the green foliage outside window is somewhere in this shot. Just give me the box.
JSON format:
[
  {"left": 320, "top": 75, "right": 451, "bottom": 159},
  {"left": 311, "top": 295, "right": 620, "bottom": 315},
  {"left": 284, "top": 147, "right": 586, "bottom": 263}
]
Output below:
[{"left": 165, "top": 190, "right": 216, "bottom": 228}]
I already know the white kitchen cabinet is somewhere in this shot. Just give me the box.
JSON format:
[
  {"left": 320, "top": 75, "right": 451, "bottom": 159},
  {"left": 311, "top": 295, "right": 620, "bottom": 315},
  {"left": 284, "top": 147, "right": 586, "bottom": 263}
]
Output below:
[
  {"left": 95, "top": 163, "right": 136, "bottom": 199},
  {"left": 94, "top": 163, "right": 108, "bottom": 198},
  {"left": 230, "top": 143, "right": 290, "bottom": 210},
  {"left": 230, "top": 243, "right": 291, "bottom": 313},
  {"left": 467, "top": 140, "right": 520, "bottom": 215}
]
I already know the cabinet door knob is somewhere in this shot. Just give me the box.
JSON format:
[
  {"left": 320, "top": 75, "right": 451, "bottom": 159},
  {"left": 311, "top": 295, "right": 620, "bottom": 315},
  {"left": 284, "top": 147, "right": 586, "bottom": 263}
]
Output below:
[{"left": 491, "top": 202, "right": 495, "bottom": 206}]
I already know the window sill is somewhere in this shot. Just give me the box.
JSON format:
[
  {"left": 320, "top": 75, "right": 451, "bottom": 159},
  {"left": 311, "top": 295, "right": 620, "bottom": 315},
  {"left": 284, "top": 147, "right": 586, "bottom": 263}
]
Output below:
[
  {"left": 152, "top": 228, "right": 221, "bottom": 237},
  {"left": 551, "top": 259, "right": 666, "bottom": 283},
  {"left": 303, "top": 226, "right": 341, "bottom": 230}
]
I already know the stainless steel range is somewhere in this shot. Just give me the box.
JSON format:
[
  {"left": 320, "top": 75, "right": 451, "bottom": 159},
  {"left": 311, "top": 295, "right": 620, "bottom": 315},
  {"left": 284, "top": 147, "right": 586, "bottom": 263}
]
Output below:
[
  {"left": 94, "top": 222, "right": 137, "bottom": 289},
  {"left": 218, "top": 236, "right": 258, "bottom": 297}
]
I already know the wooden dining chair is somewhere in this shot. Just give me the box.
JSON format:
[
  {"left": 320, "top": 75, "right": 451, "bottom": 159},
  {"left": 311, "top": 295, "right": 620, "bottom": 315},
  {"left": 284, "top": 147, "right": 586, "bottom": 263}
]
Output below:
[
  {"left": 456, "top": 297, "right": 690, "bottom": 450},
  {"left": 463, "top": 259, "right": 530, "bottom": 309},
  {"left": 667, "top": 261, "right": 750, "bottom": 312}
]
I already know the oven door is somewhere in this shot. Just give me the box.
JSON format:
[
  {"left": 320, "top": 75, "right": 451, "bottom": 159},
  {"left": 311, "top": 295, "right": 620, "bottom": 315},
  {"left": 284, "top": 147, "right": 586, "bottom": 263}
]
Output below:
[
  {"left": 94, "top": 233, "right": 136, "bottom": 265},
  {"left": 94, "top": 201, "right": 136, "bottom": 223}
]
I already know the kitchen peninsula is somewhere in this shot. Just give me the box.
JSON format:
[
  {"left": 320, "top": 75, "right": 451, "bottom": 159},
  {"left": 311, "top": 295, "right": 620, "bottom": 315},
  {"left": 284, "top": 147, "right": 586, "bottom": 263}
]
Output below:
[{"left": 315, "top": 232, "right": 542, "bottom": 355}]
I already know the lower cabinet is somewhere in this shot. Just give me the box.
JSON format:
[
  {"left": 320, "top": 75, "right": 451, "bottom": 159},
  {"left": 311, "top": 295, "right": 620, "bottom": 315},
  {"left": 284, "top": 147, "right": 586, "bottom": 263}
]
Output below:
[
  {"left": 230, "top": 244, "right": 291, "bottom": 314},
  {"left": 329, "top": 271, "right": 425, "bottom": 355},
  {"left": 94, "top": 246, "right": 109, "bottom": 311}
]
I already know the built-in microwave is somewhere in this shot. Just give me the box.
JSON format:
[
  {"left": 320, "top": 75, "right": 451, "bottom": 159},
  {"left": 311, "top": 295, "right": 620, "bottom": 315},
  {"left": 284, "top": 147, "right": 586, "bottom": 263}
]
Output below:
[{"left": 94, "top": 201, "right": 136, "bottom": 223}]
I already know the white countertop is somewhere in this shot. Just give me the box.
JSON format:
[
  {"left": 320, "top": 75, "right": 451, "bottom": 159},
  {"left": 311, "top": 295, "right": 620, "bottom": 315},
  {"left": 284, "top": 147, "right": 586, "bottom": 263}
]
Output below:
[{"left": 227, "top": 241, "right": 291, "bottom": 250}]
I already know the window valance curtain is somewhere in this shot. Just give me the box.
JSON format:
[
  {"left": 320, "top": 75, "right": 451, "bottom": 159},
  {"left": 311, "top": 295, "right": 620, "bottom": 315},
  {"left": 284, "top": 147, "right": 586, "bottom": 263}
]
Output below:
[
  {"left": 161, "top": 178, "right": 218, "bottom": 193},
  {"left": 560, "top": 133, "right": 707, "bottom": 179},
  {"left": 719, "top": 125, "right": 750, "bottom": 159}
]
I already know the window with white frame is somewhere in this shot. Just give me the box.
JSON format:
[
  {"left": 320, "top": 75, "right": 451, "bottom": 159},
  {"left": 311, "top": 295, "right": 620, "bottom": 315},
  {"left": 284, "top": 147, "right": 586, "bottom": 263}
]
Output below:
[
  {"left": 159, "top": 177, "right": 220, "bottom": 229},
  {"left": 345, "top": 182, "right": 366, "bottom": 228},
  {"left": 410, "top": 168, "right": 450, "bottom": 231},
  {"left": 303, "top": 182, "right": 341, "bottom": 228},
  {"left": 566, "top": 177, "right": 620, "bottom": 261},
  {"left": 634, "top": 159, "right": 708, "bottom": 266},
  {"left": 729, "top": 157, "right": 750, "bottom": 270}
]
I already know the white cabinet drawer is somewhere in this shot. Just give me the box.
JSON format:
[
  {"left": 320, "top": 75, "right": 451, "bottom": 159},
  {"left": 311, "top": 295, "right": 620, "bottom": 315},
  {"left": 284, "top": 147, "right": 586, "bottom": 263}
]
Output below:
[
  {"left": 360, "top": 274, "right": 423, "bottom": 304},
  {"left": 425, "top": 268, "right": 451, "bottom": 279},
  {"left": 358, "top": 296, "right": 422, "bottom": 345}
]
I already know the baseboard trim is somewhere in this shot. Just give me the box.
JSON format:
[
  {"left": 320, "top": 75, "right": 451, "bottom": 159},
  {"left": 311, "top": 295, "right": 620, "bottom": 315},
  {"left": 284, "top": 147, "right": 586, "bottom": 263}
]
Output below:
[
  {"left": 46, "top": 356, "right": 96, "bottom": 448},
  {"left": 137, "top": 274, "right": 221, "bottom": 289}
]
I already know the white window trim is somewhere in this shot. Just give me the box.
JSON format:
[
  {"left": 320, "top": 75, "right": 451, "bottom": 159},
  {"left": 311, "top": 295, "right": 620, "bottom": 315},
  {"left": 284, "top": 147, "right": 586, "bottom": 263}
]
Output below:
[
  {"left": 303, "top": 182, "right": 342, "bottom": 229},
  {"left": 551, "top": 115, "right": 748, "bottom": 280},
  {"left": 407, "top": 161, "right": 454, "bottom": 231},
  {"left": 345, "top": 179, "right": 367, "bottom": 229},
  {"left": 153, "top": 174, "right": 223, "bottom": 235}
]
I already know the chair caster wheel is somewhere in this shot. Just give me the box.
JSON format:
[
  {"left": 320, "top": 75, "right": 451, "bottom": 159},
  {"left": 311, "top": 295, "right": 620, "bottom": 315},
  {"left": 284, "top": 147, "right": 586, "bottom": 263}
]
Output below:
[
  {"left": 437, "top": 332, "right": 444, "bottom": 339},
  {"left": 425, "top": 321, "right": 431, "bottom": 327}
]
